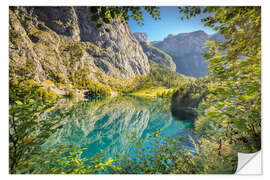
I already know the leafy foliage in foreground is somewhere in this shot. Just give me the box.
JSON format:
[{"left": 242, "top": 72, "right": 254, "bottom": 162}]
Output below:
[
  {"left": 200, "top": 7, "right": 261, "bottom": 153},
  {"left": 115, "top": 132, "right": 237, "bottom": 174},
  {"left": 174, "top": 6, "right": 261, "bottom": 153},
  {"left": 13, "top": 132, "right": 237, "bottom": 174},
  {"left": 9, "top": 77, "right": 66, "bottom": 173},
  {"left": 9, "top": 101, "right": 68, "bottom": 174},
  {"left": 37, "top": 146, "right": 119, "bottom": 174},
  {"left": 88, "top": 6, "right": 161, "bottom": 30}
]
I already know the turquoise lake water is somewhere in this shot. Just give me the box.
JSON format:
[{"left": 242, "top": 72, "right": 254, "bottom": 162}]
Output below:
[{"left": 42, "top": 96, "right": 195, "bottom": 160}]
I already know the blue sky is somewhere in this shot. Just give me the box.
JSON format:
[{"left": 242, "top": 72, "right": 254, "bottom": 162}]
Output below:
[{"left": 128, "top": 6, "right": 216, "bottom": 42}]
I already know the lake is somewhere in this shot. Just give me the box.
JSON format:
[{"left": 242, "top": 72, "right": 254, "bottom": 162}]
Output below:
[{"left": 42, "top": 96, "right": 195, "bottom": 160}]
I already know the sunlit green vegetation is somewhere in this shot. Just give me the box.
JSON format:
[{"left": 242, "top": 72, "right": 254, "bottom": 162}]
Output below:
[
  {"left": 139, "top": 61, "right": 192, "bottom": 89},
  {"left": 184, "top": 6, "right": 260, "bottom": 153},
  {"left": 9, "top": 78, "right": 60, "bottom": 103},
  {"left": 10, "top": 131, "right": 236, "bottom": 174},
  {"left": 114, "top": 132, "right": 237, "bottom": 174},
  {"left": 126, "top": 61, "right": 192, "bottom": 97},
  {"left": 70, "top": 68, "right": 112, "bottom": 97},
  {"left": 130, "top": 86, "right": 176, "bottom": 99},
  {"left": 9, "top": 77, "right": 65, "bottom": 173},
  {"left": 172, "top": 5, "right": 261, "bottom": 164}
]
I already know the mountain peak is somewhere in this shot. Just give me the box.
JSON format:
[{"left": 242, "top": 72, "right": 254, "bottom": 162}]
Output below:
[
  {"left": 192, "top": 30, "right": 207, "bottom": 35},
  {"left": 152, "top": 30, "right": 225, "bottom": 77},
  {"left": 133, "top": 32, "right": 150, "bottom": 43},
  {"left": 193, "top": 30, "right": 205, "bottom": 33}
]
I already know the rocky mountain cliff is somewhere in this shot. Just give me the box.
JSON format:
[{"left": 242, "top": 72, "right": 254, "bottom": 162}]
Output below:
[
  {"left": 152, "top": 30, "right": 225, "bottom": 77},
  {"left": 133, "top": 32, "right": 176, "bottom": 71},
  {"left": 9, "top": 7, "right": 149, "bottom": 89}
]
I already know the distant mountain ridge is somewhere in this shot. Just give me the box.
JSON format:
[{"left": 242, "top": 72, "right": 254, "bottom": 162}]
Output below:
[
  {"left": 152, "top": 30, "right": 225, "bottom": 77},
  {"left": 133, "top": 32, "right": 176, "bottom": 71}
]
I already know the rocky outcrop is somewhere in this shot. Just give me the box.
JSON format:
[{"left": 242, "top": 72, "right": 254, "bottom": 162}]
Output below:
[
  {"left": 134, "top": 32, "right": 176, "bottom": 71},
  {"left": 9, "top": 7, "right": 150, "bottom": 86},
  {"left": 152, "top": 30, "right": 225, "bottom": 77}
]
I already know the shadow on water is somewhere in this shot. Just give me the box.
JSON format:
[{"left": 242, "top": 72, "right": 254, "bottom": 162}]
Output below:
[
  {"left": 171, "top": 107, "right": 196, "bottom": 129},
  {"left": 42, "top": 95, "right": 197, "bottom": 160}
]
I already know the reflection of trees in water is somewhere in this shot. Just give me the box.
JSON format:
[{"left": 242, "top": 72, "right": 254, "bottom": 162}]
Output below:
[
  {"left": 42, "top": 96, "right": 151, "bottom": 158},
  {"left": 42, "top": 96, "right": 193, "bottom": 159}
]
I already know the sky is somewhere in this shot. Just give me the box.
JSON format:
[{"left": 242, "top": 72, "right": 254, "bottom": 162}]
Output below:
[{"left": 128, "top": 6, "right": 216, "bottom": 42}]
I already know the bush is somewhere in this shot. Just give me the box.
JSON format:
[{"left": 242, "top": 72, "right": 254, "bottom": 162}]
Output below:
[{"left": 84, "top": 81, "right": 111, "bottom": 98}]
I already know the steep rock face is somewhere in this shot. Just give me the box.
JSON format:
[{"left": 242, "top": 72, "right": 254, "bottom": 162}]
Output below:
[
  {"left": 134, "top": 32, "right": 176, "bottom": 71},
  {"left": 9, "top": 7, "right": 149, "bottom": 85},
  {"left": 152, "top": 30, "right": 225, "bottom": 77}
]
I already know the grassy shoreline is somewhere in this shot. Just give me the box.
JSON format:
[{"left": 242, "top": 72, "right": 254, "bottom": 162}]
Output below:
[{"left": 129, "top": 86, "right": 176, "bottom": 99}]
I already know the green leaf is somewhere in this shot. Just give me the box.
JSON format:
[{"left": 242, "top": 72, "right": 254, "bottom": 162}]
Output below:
[
  {"left": 15, "top": 100, "right": 23, "bottom": 105},
  {"left": 218, "top": 102, "right": 225, "bottom": 105},
  {"left": 207, "top": 111, "right": 217, "bottom": 117},
  {"left": 239, "top": 94, "right": 250, "bottom": 101}
]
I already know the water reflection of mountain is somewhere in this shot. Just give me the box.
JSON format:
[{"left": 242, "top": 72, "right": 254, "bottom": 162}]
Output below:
[{"left": 42, "top": 96, "right": 193, "bottom": 159}]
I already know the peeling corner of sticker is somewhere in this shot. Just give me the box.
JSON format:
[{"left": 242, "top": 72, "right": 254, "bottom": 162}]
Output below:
[{"left": 235, "top": 150, "right": 262, "bottom": 175}]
